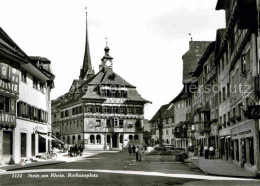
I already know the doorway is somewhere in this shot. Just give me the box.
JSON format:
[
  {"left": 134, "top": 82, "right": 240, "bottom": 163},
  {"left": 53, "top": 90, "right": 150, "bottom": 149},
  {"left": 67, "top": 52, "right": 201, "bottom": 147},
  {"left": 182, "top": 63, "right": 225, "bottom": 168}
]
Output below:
[
  {"left": 21, "top": 133, "right": 27, "bottom": 158},
  {"left": 112, "top": 134, "right": 118, "bottom": 148},
  {"left": 3, "top": 131, "right": 13, "bottom": 156}
]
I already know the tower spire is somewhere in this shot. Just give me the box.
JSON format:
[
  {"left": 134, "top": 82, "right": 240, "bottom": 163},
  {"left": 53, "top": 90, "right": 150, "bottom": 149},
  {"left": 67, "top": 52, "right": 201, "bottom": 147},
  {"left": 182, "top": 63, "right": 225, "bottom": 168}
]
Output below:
[{"left": 79, "top": 8, "right": 94, "bottom": 80}]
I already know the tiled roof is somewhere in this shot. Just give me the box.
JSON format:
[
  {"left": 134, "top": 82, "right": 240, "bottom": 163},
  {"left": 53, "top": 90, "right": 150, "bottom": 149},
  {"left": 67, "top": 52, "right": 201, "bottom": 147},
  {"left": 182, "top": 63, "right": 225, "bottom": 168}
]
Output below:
[
  {"left": 126, "top": 88, "right": 150, "bottom": 103},
  {"left": 150, "top": 104, "right": 169, "bottom": 122},
  {"left": 69, "top": 79, "right": 85, "bottom": 92},
  {"left": 170, "top": 88, "right": 185, "bottom": 104},
  {"left": 88, "top": 68, "right": 136, "bottom": 88},
  {"left": 81, "top": 89, "right": 106, "bottom": 100}
]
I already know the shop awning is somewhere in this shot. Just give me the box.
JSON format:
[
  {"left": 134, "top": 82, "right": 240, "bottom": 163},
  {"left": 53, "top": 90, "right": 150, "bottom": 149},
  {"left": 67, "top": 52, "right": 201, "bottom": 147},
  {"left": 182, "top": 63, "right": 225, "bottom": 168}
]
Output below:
[{"left": 39, "top": 134, "right": 55, "bottom": 141}]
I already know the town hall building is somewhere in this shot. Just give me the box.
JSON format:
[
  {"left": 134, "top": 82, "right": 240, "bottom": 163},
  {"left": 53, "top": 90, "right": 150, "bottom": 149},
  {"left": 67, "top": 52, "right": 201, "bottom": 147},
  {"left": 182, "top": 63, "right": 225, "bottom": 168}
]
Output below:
[{"left": 52, "top": 14, "right": 149, "bottom": 150}]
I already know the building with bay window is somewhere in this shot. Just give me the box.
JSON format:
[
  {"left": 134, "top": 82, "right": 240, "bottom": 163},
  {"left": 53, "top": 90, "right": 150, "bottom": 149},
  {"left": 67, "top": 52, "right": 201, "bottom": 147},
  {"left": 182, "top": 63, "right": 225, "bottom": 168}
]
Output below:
[{"left": 0, "top": 27, "right": 54, "bottom": 164}]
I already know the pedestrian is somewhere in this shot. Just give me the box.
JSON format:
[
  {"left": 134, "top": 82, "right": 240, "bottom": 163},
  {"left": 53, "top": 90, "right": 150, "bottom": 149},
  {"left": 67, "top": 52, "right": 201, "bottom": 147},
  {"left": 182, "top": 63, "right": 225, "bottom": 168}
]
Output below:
[
  {"left": 194, "top": 146, "right": 198, "bottom": 156},
  {"left": 209, "top": 145, "right": 214, "bottom": 159},
  {"left": 135, "top": 146, "right": 139, "bottom": 161},
  {"left": 144, "top": 144, "right": 147, "bottom": 151},
  {"left": 74, "top": 144, "right": 78, "bottom": 157},
  {"left": 132, "top": 145, "right": 136, "bottom": 155},
  {"left": 204, "top": 145, "right": 209, "bottom": 159},
  {"left": 200, "top": 145, "right": 203, "bottom": 157},
  {"left": 76, "top": 144, "right": 80, "bottom": 156},
  {"left": 80, "top": 143, "right": 84, "bottom": 156},
  {"left": 128, "top": 144, "right": 132, "bottom": 156}
]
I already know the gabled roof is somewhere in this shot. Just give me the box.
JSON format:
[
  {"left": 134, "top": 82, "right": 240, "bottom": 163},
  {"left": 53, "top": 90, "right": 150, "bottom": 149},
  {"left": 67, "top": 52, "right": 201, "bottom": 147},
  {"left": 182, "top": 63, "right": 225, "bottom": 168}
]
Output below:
[
  {"left": 69, "top": 79, "right": 85, "bottom": 92},
  {"left": 87, "top": 68, "right": 136, "bottom": 88},
  {"left": 170, "top": 88, "right": 185, "bottom": 104},
  {"left": 150, "top": 104, "right": 169, "bottom": 122},
  {"left": 0, "top": 27, "right": 30, "bottom": 62}
]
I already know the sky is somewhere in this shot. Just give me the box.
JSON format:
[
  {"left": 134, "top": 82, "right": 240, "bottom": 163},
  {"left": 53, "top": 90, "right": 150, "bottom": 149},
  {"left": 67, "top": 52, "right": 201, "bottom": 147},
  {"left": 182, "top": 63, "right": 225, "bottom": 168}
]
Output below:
[{"left": 0, "top": 0, "right": 225, "bottom": 120}]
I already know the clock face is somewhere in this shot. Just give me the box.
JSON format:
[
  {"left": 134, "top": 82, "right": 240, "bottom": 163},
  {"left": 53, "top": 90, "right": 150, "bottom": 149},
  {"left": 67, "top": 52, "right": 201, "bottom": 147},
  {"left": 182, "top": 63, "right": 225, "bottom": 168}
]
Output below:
[{"left": 106, "top": 61, "right": 112, "bottom": 67}]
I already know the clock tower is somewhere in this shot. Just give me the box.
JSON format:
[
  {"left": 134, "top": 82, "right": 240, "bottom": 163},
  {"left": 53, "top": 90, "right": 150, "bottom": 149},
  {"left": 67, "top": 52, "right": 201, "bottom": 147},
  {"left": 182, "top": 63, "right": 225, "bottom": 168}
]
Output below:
[{"left": 99, "top": 44, "right": 113, "bottom": 71}]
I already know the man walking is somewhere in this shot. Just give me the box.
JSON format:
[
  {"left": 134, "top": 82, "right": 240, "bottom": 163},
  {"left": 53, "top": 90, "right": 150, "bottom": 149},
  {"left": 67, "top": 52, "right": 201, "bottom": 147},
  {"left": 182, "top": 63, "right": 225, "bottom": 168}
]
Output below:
[
  {"left": 209, "top": 145, "right": 214, "bottom": 159},
  {"left": 135, "top": 146, "right": 139, "bottom": 161},
  {"left": 132, "top": 145, "right": 136, "bottom": 155},
  {"left": 204, "top": 145, "right": 209, "bottom": 159}
]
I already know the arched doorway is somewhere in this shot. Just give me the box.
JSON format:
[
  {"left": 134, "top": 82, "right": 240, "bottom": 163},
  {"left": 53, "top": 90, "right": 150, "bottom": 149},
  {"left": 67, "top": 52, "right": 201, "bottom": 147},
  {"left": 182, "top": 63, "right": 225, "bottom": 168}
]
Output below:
[
  {"left": 129, "top": 135, "right": 133, "bottom": 143},
  {"left": 112, "top": 134, "right": 118, "bottom": 148}
]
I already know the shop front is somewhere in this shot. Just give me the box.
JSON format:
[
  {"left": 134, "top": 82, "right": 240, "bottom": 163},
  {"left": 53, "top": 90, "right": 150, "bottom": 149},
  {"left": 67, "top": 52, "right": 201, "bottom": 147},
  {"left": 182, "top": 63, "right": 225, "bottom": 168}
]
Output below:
[{"left": 231, "top": 120, "right": 258, "bottom": 174}]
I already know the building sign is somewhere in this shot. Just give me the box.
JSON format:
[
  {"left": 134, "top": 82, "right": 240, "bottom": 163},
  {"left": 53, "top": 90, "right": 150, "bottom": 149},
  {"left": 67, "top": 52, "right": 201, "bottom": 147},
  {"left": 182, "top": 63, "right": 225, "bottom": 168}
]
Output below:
[
  {"left": 246, "top": 106, "right": 260, "bottom": 119},
  {"left": 0, "top": 113, "right": 16, "bottom": 125},
  {"left": 0, "top": 63, "right": 19, "bottom": 96}
]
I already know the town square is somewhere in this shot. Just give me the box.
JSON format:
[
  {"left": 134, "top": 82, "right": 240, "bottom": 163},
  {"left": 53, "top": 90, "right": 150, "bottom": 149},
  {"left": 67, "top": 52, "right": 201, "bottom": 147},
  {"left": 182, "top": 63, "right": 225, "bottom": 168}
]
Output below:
[{"left": 1, "top": 0, "right": 260, "bottom": 185}]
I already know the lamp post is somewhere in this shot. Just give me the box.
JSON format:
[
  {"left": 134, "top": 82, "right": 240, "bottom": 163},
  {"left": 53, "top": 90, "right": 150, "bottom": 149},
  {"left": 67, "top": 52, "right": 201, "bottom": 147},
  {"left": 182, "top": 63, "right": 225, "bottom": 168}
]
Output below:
[{"left": 157, "top": 110, "right": 163, "bottom": 148}]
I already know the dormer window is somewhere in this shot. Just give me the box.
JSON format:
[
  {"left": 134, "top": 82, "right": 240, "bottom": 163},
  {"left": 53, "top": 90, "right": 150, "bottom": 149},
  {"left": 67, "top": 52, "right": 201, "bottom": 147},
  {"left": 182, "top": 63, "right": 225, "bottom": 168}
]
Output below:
[{"left": 108, "top": 73, "right": 115, "bottom": 81}]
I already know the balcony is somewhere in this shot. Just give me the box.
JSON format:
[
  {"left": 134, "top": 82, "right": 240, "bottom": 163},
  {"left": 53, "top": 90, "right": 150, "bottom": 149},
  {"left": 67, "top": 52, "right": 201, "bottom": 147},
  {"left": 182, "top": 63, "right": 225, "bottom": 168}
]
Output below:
[
  {"left": 195, "top": 122, "right": 211, "bottom": 133},
  {"left": 0, "top": 113, "right": 16, "bottom": 128}
]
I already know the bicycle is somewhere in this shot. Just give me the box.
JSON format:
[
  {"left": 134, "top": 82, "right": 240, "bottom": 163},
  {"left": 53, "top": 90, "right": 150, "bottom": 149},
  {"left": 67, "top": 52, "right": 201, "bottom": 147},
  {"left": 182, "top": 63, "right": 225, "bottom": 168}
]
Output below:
[{"left": 42, "top": 150, "right": 57, "bottom": 160}]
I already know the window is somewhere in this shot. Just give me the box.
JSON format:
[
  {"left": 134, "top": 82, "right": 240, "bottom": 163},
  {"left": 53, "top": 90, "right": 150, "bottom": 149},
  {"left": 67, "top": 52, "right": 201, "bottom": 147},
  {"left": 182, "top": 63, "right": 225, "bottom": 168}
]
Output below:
[
  {"left": 128, "top": 107, "right": 134, "bottom": 114},
  {"left": 33, "top": 77, "right": 38, "bottom": 89},
  {"left": 104, "top": 106, "right": 110, "bottom": 113},
  {"left": 135, "top": 107, "right": 143, "bottom": 115},
  {"left": 39, "top": 82, "right": 44, "bottom": 93},
  {"left": 134, "top": 135, "right": 139, "bottom": 143},
  {"left": 119, "top": 120, "right": 123, "bottom": 128},
  {"left": 87, "top": 106, "right": 93, "bottom": 113},
  {"left": 111, "top": 90, "right": 116, "bottom": 98},
  {"left": 112, "top": 106, "right": 118, "bottom": 114},
  {"left": 120, "top": 107, "right": 126, "bottom": 114},
  {"left": 95, "top": 106, "right": 101, "bottom": 113},
  {"left": 106, "top": 119, "right": 111, "bottom": 128},
  {"left": 0, "top": 96, "right": 10, "bottom": 113},
  {"left": 90, "top": 135, "right": 95, "bottom": 144},
  {"left": 166, "top": 130, "right": 168, "bottom": 135},
  {"left": 21, "top": 70, "right": 27, "bottom": 83},
  {"left": 121, "top": 90, "right": 127, "bottom": 98},
  {"left": 96, "top": 135, "right": 101, "bottom": 144}
]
